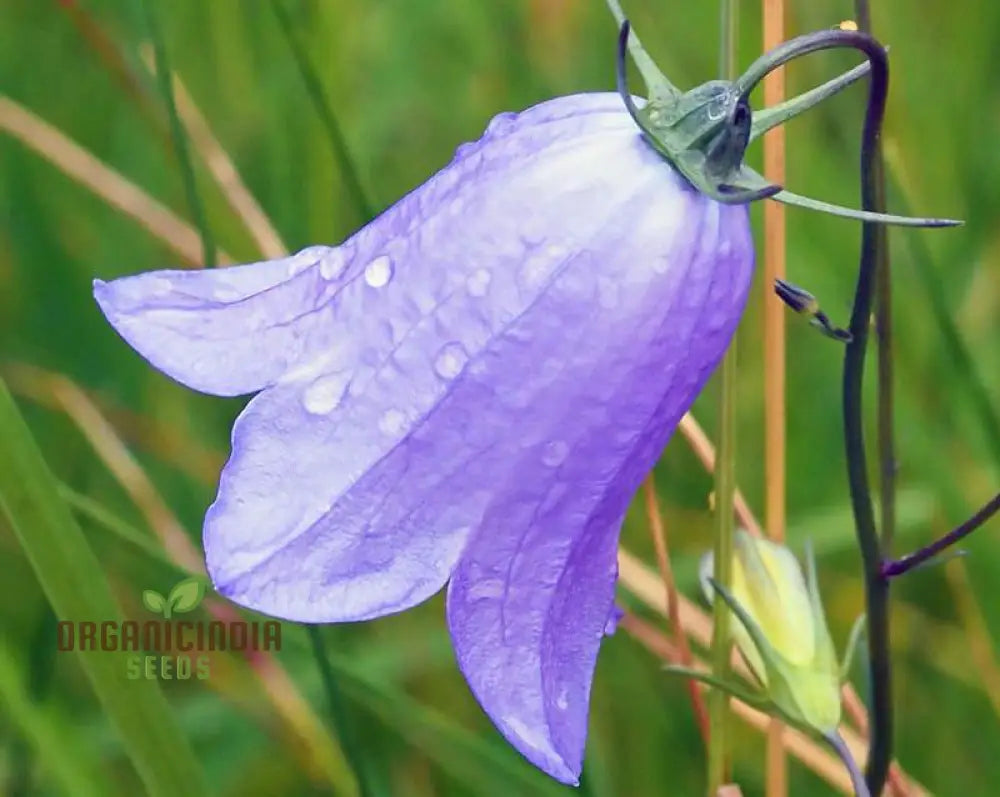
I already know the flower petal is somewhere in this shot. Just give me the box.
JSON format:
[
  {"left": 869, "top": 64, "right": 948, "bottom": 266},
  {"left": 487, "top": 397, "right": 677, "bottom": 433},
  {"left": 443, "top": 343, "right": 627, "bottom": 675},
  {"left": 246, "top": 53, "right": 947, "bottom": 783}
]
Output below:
[
  {"left": 91, "top": 93, "right": 632, "bottom": 398},
  {"left": 445, "top": 199, "right": 753, "bottom": 781},
  {"left": 203, "top": 93, "right": 696, "bottom": 621},
  {"left": 93, "top": 247, "right": 357, "bottom": 396}
]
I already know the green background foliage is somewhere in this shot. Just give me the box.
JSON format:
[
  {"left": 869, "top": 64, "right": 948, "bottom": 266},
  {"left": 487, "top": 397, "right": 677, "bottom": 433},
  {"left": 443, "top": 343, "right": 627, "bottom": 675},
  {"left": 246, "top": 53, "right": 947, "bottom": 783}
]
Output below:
[{"left": 1, "top": 0, "right": 998, "bottom": 794}]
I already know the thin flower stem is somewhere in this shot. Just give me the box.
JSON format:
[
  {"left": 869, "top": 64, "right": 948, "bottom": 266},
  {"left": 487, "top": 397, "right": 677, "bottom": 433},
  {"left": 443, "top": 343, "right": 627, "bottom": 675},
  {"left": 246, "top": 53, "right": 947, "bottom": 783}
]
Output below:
[
  {"left": 854, "top": 0, "right": 896, "bottom": 560},
  {"left": 761, "top": 0, "right": 787, "bottom": 792},
  {"left": 307, "top": 626, "right": 372, "bottom": 797},
  {"left": 137, "top": 0, "right": 216, "bottom": 268},
  {"left": 708, "top": 4, "right": 739, "bottom": 793},
  {"left": 270, "top": 0, "right": 376, "bottom": 225},
  {"left": 642, "top": 478, "right": 711, "bottom": 745},
  {"left": 882, "top": 492, "right": 1000, "bottom": 577},
  {"left": 837, "top": 33, "right": 892, "bottom": 795},
  {"left": 827, "top": 731, "right": 872, "bottom": 797}
]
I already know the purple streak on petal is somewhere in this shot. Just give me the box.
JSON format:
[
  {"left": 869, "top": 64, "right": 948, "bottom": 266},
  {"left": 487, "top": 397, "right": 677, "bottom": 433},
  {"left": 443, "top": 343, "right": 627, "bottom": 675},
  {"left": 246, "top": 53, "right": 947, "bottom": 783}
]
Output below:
[{"left": 446, "top": 183, "right": 753, "bottom": 782}]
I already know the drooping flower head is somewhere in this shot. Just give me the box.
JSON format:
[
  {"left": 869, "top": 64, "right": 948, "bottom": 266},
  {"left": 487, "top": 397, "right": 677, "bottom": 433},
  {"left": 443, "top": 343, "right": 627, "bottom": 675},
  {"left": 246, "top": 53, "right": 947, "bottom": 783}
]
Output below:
[
  {"left": 92, "top": 16, "right": 953, "bottom": 784},
  {"left": 96, "top": 92, "right": 752, "bottom": 782}
]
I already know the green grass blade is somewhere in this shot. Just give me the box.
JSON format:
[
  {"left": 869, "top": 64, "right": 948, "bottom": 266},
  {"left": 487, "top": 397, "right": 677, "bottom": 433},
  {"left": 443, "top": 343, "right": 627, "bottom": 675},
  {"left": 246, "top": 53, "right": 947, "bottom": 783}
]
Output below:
[
  {"left": 0, "top": 636, "right": 107, "bottom": 797},
  {"left": 0, "top": 379, "right": 209, "bottom": 797},
  {"left": 270, "top": 0, "right": 376, "bottom": 223},
  {"left": 137, "top": 0, "right": 216, "bottom": 267}
]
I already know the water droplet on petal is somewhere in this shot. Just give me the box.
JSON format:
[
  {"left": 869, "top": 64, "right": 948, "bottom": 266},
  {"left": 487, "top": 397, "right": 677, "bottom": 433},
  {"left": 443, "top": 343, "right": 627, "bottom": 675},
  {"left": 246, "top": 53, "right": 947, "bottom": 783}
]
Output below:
[
  {"left": 542, "top": 440, "right": 569, "bottom": 467},
  {"left": 597, "top": 277, "right": 620, "bottom": 309},
  {"left": 149, "top": 277, "right": 174, "bottom": 295},
  {"left": 555, "top": 688, "right": 569, "bottom": 711},
  {"left": 288, "top": 246, "right": 325, "bottom": 275},
  {"left": 319, "top": 249, "right": 348, "bottom": 280},
  {"left": 454, "top": 141, "right": 476, "bottom": 160},
  {"left": 302, "top": 373, "right": 350, "bottom": 415},
  {"left": 434, "top": 342, "right": 468, "bottom": 380},
  {"left": 378, "top": 408, "right": 406, "bottom": 436},
  {"left": 486, "top": 111, "right": 517, "bottom": 136},
  {"left": 650, "top": 254, "right": 672, "bottom": 275},
  {"left": 519, "top": 253, "right": 551, "bottom": 290},
  {"left": 364, "top": 255, "right": 394, "bottom": 288},
  {"left": 466, "top": 268, "right": 492, "bottom": 297}
]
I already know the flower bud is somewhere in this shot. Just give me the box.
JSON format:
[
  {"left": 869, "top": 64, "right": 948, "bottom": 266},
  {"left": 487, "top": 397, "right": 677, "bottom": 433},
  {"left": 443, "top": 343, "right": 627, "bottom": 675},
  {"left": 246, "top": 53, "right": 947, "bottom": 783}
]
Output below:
[{"left": 701, "top": 531, "right": 841, "bottom": 732}]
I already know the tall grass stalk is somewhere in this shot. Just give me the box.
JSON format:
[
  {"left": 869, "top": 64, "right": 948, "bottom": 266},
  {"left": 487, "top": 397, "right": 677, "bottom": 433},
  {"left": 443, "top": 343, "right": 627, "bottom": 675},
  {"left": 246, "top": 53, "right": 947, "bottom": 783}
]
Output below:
[{"left": 708, "top": 1, "right": 740, "bottom": 792}]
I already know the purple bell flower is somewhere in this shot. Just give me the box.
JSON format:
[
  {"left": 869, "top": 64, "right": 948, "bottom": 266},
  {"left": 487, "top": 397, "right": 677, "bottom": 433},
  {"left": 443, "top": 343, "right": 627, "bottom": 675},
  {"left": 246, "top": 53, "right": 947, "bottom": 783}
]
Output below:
[{"left": 94, "top": 91, "right": 753, "bottom": 783}]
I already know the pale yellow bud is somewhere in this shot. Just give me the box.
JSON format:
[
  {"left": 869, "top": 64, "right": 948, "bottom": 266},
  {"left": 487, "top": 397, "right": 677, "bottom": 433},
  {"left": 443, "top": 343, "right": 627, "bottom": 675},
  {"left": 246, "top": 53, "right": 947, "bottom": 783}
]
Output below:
[{"left": 701, "top": 531, "right": 842, "bottom": 732}]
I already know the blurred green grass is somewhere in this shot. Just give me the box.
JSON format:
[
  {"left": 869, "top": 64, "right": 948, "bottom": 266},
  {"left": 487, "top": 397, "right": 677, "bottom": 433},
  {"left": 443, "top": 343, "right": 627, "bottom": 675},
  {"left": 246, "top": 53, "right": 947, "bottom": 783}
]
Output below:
[{"left": 1, "top": 0, "right": 999, "bottom": 794}]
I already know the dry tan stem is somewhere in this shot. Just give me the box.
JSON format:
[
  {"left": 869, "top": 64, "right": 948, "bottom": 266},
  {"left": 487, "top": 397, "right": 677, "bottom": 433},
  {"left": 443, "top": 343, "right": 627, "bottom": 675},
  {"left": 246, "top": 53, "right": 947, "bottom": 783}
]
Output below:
[
  {"left": 643, "top": 477, "right": 710, "bottom": 743},
  {"left": 761, "top": 0, "right": 788, "bottom": 789},
  {"left": 139, "top": 45, "right": 287, "bottom": 260},
  {"left": 678, "top": 414, "right": 762, "bottom": 537},
  {"left": 0, "top": 95, "right": 231, "bottom": 266},
  {"left": 6, "top": 363, "right": 203, "bottom": 573}
]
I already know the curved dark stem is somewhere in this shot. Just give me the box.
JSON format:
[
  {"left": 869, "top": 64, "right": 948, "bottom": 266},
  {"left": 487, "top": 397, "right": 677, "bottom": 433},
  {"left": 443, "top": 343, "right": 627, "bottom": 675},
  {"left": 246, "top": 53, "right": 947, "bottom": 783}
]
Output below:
[
  {"left": 735, "top": 30, "right": 886, "bottom": 102},
  {"left": 882, "top": 492, "right": 1000, "bottom": 577},
  {"left": 616, "top": 22, "right": 643, "bottom": 125},
  {"left": 741, "top": 27, "right": 896, "bottom": 794},
  {"left": 836, "top": 36, "right": 893, "bottom": 796},
  {"left": 744, "top": 29, "right": 897, "bottom": 792}
]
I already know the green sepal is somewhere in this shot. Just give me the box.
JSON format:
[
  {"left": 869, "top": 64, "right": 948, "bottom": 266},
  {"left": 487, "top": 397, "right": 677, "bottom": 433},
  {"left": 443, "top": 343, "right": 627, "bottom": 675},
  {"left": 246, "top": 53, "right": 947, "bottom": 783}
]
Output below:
[
  {"left": 610, "top": 14, "right": 963, "bottom": 228},
  {"left": 840, "top": 614, "right": 867, "bottom": 682},
  {"left": 750, "top": 60, "right": 871, "bottom": 143}
]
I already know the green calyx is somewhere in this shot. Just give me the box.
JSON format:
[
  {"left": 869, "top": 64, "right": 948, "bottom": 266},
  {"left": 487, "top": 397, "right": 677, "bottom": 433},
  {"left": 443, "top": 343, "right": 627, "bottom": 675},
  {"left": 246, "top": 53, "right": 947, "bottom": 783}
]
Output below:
[{"left": 613, "top": 17, "right": 961, "bottom": 228}]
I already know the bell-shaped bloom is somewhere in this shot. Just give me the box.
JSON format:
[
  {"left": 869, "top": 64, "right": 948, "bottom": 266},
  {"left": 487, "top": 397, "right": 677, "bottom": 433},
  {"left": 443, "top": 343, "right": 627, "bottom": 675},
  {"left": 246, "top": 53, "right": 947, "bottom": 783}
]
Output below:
[
  {"left": 700, "top": 531, "right": 841, "bottom": 733},
  {"left": 94, "top": 93, "right": 754, "bottom": 783}
]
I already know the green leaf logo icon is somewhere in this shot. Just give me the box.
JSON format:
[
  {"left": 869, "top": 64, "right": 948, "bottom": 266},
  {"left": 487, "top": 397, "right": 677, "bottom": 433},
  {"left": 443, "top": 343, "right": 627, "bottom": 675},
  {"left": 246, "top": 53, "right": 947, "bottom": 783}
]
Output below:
[
  {"left": 142, "top": 589, "right": 167, "bottom": 616},
  {"left": 166, "top": 577, "right": 205, "bottom": 617}
]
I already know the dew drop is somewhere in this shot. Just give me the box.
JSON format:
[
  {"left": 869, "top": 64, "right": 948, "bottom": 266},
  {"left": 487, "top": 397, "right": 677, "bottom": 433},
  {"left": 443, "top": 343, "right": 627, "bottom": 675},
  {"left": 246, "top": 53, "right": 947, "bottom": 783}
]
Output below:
[
  {"left": 319, "top": 249, "right": 347, "bottom": 280},
  {"left": 302, "top": 373, "right": 349, "bottom": 415},
  {"left": 650, "top": 254, "right": 672, "bottom": 275},
  {"left": 364, "top": 255, "right": 394, "bottom": 288},
  {"left": 597, "top": 277, "right": 620, "bottom": 309},
  {"left": 555, "top": 688, "right": 569, "bottom": 711},
  {"left": 486, "top": 111, "right": 517, "bottom": 136},
  {"left": 466, "top": 268, "right": 492, "bottom": 297},
  {"left": 148, "top": 277, "right": 174, "bottom": 295},
  {"left": 545, "top": 243, "right": 568, "bottom": 260},
  {"left": 378, "top": 408, "right": 406, "bottom": 435},
  {"left": 434, "top": 342, "right": 468, "bottom": 380},
  {"left": 542, "top": 440, "right": 569, "bottom": 467},
  {"left": 519, "top": 254, "right": 551, "bottom": 289},
  {"left": 288, "top": 246, "right": 325, "bottom": 275}
]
